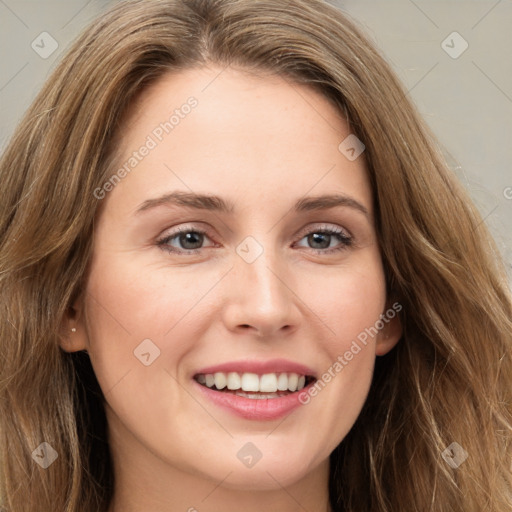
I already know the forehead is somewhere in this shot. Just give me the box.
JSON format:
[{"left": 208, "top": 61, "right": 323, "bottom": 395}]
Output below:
[{"left": 104, "top": 65, "right": 372, "bottom": 217}]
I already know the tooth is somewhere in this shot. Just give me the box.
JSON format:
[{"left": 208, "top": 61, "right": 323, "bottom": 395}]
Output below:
[
  {"left": 214, "top": 372, "right": 227, "bottom": 390},
  {"left": 276, "top": 373, "right": 288, "bottom": 391},
  {"left": 287, "top": 373, "right": 299, "bottom": 392},
  {"left": 241, "top": 372, "right": 260, "bottom": 392},
  {"left": 259, "top": 373, "right": 278, "bottom": 392},
  {"left": 227, "top": 372, "right": 241, "bottom": 390},
  {"left": 200, "top": 370, "right": 308, "bottom": 393},
  {"left": 205, "top": 374, "right": 215, "bottom": 388}
]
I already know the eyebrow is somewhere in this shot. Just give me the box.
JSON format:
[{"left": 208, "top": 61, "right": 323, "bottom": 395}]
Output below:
[{"left": 135, "top": 191, "right": 369, "bottom": 218}]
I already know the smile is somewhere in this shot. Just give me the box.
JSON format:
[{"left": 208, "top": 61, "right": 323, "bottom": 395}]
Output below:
[
  {"left": 194, "top": 371, "right": 315, "bottom": 398},
  {"left": 192, "top": 364, "right": 318, "bottom": 420}
]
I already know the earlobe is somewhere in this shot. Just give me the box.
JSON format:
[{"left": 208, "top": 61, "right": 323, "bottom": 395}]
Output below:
[
  {"left": 58, "top": 297, "right": 88, "bottom": 353},
  {"left": 375, "top": 302, "right": 403, "bottom": 356}
]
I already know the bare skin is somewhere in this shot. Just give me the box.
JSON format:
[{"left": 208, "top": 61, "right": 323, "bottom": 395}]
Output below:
[{"left": 61, "top": 65, "right": 402, "bottom": 512}]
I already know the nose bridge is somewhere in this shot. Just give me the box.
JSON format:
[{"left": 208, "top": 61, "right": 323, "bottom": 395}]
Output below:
[
  {"left": 224, "top": 233, "right": 298, "bottom": 334},
  {"left": 237, "top": 237, "right": 289, "bottom": 306}
]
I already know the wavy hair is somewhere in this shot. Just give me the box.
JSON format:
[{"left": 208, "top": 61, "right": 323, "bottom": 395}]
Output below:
[{"left": 0, "top": 1, "right": 511, "bottom": 510}]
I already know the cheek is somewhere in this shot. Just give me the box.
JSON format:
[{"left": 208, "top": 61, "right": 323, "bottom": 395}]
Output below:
[
  {"left": 302, "top": 252, "right": 387, "bottom": 351},
  {"left": 82, "top": 259, "right": 172, "bottom": 392},
  {"left": 326, "top": 261, "right": 386, "bottom": 381},
  {"left": 82, "top": 259, "right": 205, "bottom": 442},
  {"left": 85, "top": 256, "right": 208, "bottom": 338},
  {"left": 294, "top": 254, "right": 386, "bottom": 447},
  {"left": 82, "top": 256, "right": 227, "bottom": 392}
]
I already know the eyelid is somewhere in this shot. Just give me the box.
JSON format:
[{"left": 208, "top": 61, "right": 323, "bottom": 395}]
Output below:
[
  {"left": 294, "top": 222, "right": 352, "bottom": 241},
  {"left": 156, "top": 224, "right": 216, "bottom": 249},
  {"left": 158, "top": 222, "right": 213, "bottom": 237}
]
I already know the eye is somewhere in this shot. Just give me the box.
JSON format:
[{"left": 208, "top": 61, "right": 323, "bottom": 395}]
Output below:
[
  {"left": 156, "top": 226, "right": 215, "bottom": 254},
  {"left": 156, "top": 224, "right": 354, "bottom": 256},
  {"left": 294, "top": 225, "right": 353, "bottom": 254}
]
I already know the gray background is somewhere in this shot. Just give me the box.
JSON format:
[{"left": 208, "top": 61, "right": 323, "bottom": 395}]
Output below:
[{"left": 1, "top": 0, "right": 511, "bottom": 281}]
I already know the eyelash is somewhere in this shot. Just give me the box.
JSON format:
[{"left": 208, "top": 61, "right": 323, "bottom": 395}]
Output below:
[{"left": 156, "top": 224, "right": 354, "bottom": 256}]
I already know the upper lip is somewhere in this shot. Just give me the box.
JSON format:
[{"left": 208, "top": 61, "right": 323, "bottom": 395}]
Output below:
[{"left": 193, "top": 358, "right": 317, "bottom": 379}]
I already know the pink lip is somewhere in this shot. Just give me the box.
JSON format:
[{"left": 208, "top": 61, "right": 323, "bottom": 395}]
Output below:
[
  {"left": 192, "top": 358, "right": 317, "bottom": 421},
  {"left": 193, "top": 358, "right": 317, "bottom": 378},
  {"left": 193, "top": 379, "right": 314, "bottom": 421}
]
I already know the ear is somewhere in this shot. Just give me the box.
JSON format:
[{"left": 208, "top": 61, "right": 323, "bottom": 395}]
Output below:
[
  {"left": 59, "top": 292, "right": 88, "bottom": 353},
  {"left": 375, "top": 300, "right": 403, "bottom": 356}
]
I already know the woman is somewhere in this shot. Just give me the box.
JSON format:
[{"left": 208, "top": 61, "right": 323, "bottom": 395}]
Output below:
[{"left": 0, "top": 1, "right": 510, "bottom": 511}]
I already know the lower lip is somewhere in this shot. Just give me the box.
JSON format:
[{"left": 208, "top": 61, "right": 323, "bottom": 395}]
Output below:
[{"left": 193, "top": 380, "right": 312, "bottom": 420}]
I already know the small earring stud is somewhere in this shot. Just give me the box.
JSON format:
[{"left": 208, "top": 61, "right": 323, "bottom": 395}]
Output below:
[{"left": 71, "top": 327, "right": 77, "bottom": 333}]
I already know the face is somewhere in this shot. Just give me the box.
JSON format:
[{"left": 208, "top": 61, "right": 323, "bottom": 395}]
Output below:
[{"left": 64, "top": 65, "right": 401, "bottom": 493}]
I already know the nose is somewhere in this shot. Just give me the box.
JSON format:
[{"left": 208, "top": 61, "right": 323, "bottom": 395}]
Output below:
[{"left": 221, "top": 245, "right": 301, "bottom": 338}]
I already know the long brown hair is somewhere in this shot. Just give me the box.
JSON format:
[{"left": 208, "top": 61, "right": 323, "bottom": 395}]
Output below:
[{"left": 1, "top": 1, "right": 511, "bottom": 510}]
